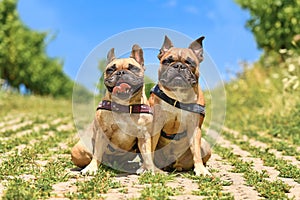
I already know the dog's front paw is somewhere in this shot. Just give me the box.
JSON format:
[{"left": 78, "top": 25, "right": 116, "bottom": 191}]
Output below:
[
  {"left": 81, "top": 160, "right": 98, "bottom": 175},
  {"left": 194, "top": 164, "right": 211, "bottom": 176},
  {"left": 136, "top": 166, "right": 146, "bottom": 174},
  {"left": 152, "top": 167, "right": 166, "bottom": 174}
]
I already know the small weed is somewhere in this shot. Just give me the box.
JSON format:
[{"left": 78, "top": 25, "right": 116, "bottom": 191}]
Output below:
[
  {"left": 186, "top": 174, "right": 233, "bottom": 199},
  {"left": 3, "top": 178, "right": 36, "bottom": 200},
  {"left": 139, "top": 171, "right": 175, "bottom": 185},
  {"left": 138, "top": 172, "right": 180, "bottom": 199},
  {"left": 139, "top": 183, "right": 179, "bottom": 200},
  {"left": 119, "top": 188, "right": 128, "bottom": 194},
  {"left": 66, "top": 166, "right": 121, "bottom": 199}
]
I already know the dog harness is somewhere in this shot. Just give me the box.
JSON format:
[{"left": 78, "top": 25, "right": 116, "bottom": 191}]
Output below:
[
  {"left": 161, "top": 130, "right": 187, "bottom": 141},
  {"left": 151, "top": 84, "right": 205, "bottom": 141},
  {"left": 150, "top": 85, "right": 205, "bottom": 116},
  {"left": 96, "top": 100, "right": 153, "bottom": 114}
]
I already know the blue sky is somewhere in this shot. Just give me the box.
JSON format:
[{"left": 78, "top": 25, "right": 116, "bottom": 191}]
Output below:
[{"left": 17, "top": 0, "right": 261, "bottom": 86}]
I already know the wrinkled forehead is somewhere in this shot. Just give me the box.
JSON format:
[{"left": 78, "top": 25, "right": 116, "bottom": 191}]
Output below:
[
  {"left": 163, "top": 47, "right": 199, "bottom": 63},
  {"left": 106, "top": 58, "right": 141, "bottom": 69}
]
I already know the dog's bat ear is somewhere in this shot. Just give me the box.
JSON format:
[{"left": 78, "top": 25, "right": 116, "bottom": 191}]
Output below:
[
  {"left": 158, "top": 35, "right": 173, "bottom": 60},
  {"left": 107, "top": 48, "right": 116, "bottom": 64},
  {"left": 189, "top": 36, "right": 205, "bottom": 63},
  {"left": 130, "top": 44, "right": 144, "bottom": 68}
]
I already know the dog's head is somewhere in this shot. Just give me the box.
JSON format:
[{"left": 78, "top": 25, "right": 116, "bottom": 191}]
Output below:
[
  {"left": 157, "top": 36, "right": 204, "bottom": 91},
  {"left": 104, "top": 45, "right": 145, "bottom": 101}
]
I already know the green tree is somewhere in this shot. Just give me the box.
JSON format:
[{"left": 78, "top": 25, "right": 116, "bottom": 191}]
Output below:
[
  {"left": 96, "top": 59, "right": 106, "bottom": 98},
  {"left": 0, "top": 0, "right": 73, "bottom": 97},
  {"left": 235, "top": 0, "right": 300, "bottom": 54}
]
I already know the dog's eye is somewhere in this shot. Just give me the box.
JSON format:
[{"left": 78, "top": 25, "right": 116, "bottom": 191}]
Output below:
[
  {"left": 128, "top": 64, "right": 140, "bottom": 73},
  {"left": 162, "top": 57, "right": 174, "bottom": 65},
  {"left": 106, "top": 64, "right": 116, "bottom": 74},
  {"left": 106, "top": 68, "right": 115, "bottom": 74},
  {"left": 185, "top": 60, "right": 191, "bottom": 65},
  {"left": 185, "top": 58, "right": 196, "bottom": 67}
]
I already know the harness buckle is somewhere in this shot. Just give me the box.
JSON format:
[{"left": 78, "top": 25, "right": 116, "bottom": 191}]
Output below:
[{"left": 173, "top": 100, "right": 177, "bottom": 107}]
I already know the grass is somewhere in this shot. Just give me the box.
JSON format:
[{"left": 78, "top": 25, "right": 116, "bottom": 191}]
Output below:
[
  {"left": 0, "top": 130, "right": 75, "bottom": 198},
  {"left": 139, "top": 184, "right": 179, "bottom": 200},
  {"left": 221, "top": 130, "right": 300, "bottom": 183},
  {"left": 0, "top": 91, "right": 74, "bottom": 199},
  {"left": 186, "top": 174, "right": 234, "bottom": 199},
  {"left": 66, "top": 166, "right": 121, "bottom": 199},
  {"left": 240, "top": 129, "right": 300, "bottom": 160},
  {"left": 224, "top": 52, "right": 300, "bottom": 146},
  {"left": 138, "top": 171, "right": 175, "bottom": 185},
  {"left": 2, "top": 155, "right": 72, "bottom": 199},
  {"left": 138, "top": 172, "right": 179, "bottom": 200},
  {"left": 138, "top": 171, "right": 234, "bottom": 200},
  {"left": 0, "top": 92, "right": 71, "bottom": 117},
  {"left": 214, "top": 145, "right": 292, "bottom": 199}
]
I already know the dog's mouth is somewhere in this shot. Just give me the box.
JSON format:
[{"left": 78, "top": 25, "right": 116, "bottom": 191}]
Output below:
[
  {"left": 112, "top": 82, "right": 132, "bottom": 95},
  {"left": 109, "top": 81, "right": 143, "bottom": 100},
  {"left": 160, "top": 74, "right": 191, "bottom": 88},
  {"left": 159, "top": 67, "right": 197, "bottom": 89}
]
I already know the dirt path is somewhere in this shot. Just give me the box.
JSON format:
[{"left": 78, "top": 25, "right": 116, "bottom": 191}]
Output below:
[
  {"left": 209, "top": 153, "right": 262, "bottom": 200},
  {"left": 1, "top": 117, "right": 300, "bottom": 199},
  {"left": 49, "top": 145, "right": 300, "bottom": 199}
]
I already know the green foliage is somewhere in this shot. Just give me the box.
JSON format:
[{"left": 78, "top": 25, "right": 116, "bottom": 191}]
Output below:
[
  {"left": 0, "top": 0, "right": 73, "bottom": 97},
  {"left": 96, "top": 59, "right": 107, "bottom": 99},
  {"left": 72, "top": 83, "right": 93, "bottom": 103},
  {"left": 0, "top": 91, "right": 71, "bottom": 117},
  {"left": 235, "top": 0, "right": 300, "bottom": 54},
  {"left": 145, "top": 82, "right": 156, "bottom": 98},
  {"left": 225, "top": 49, "right": 300, "bottom": 145}
]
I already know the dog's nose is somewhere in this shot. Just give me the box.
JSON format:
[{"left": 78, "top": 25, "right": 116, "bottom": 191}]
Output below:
[
  {"left": 173, "top": 62, "right": 186, "bottom": 70},
  {"left": 116, "top": 70, "right": 126, "bottom": 76}
]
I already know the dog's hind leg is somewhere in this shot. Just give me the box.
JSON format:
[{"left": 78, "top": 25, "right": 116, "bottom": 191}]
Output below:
[{"left": 71, "top": 141, "right": 92, "bottom": 168}]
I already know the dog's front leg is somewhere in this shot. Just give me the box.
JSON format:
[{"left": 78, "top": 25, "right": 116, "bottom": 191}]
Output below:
[
  {"left": 137, "top": 134, "right": 162, "bottom": 174},
  {"left": 190, "top": 127, "right": 211, "bottom": 176},
  {"left": 81, "top": 120, "right": 108, "bottom": 175}
]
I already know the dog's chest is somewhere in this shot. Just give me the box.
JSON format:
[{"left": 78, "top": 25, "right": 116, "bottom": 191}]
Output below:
[
  {"left": 100, "top": 112, "right": 152, "bottom": 140},
  {"left": 163, "top": 107, "right": 192, "bottom": 133}
]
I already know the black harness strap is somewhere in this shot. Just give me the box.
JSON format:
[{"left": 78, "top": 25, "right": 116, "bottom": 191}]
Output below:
[
  {"left": 150, "top": 84, "right": 205, "bottom": 116},
  {"left": 161, "top": 130, "right": 187, "bottom": 141}
]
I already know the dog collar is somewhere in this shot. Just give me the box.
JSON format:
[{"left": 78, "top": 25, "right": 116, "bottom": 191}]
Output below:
[
  {"left": 96, "top": 100, "right": 153, "bottom": 114},
  {"left": 150, "top": 85, "right": 205, "bottom": 116}
]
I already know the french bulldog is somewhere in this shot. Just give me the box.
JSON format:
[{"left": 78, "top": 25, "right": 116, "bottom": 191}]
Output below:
[
  {"left": 71, "top": 45, "right": 158, "bottom": 174},
  {"left": 150, "top": 36, "right": 211, "bottom": 176}
]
